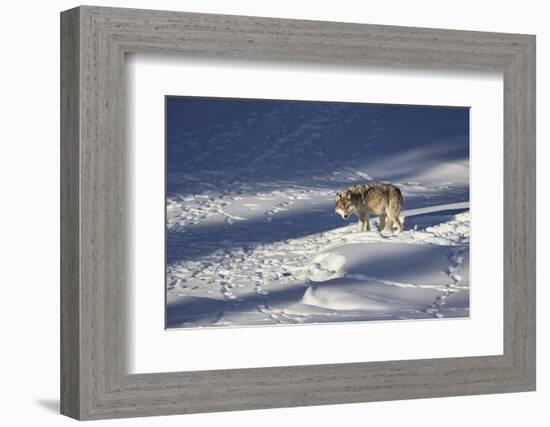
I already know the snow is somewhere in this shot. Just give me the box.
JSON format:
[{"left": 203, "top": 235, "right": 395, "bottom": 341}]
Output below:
[
  {"left": 300, "top": 241, "right": 469, "bottom": 318},
  {"left": 165, "top": 100, "right": 470, "bottom": 329}
]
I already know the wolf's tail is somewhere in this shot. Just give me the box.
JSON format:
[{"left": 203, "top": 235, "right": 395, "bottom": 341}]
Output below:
[{"left": 389, "top": 185, "right": 403, "bottom": 213}]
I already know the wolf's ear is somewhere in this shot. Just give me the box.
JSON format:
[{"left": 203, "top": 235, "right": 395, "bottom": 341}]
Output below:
[{"left": 336, "top": 193, "right": 341, "bottom": 200}]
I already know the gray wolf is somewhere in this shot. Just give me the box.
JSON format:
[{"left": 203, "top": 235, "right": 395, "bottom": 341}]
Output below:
[{"left": 335, "top": 183, "right": 403, "bottom": 233}]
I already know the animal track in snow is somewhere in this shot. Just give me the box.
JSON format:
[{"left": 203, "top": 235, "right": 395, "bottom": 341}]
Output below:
[{"left": 424, "top": 246, "right": 468, "bottom": 318}]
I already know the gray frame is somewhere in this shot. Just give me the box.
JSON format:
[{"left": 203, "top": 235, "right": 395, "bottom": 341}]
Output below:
[{"left": 61, "top": 5, "right": 536, "bottom": 420}]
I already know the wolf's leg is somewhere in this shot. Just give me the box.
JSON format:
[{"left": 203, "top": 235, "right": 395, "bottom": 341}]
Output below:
[
  {"left": 384, "top": 217, "right": 394, "bottom": 232},
  {"left": 387, "top": 212, "right": 403, "bottom": 234},
  {"left": 378, "top": 214, "right": 386, "bottom": 232},
  {"left": 357, "top": 214, "right": 365, "bottom": 232},
  {"left": 357, "top": 212, "right": 368, "bottom": 232},
  {"left": 395, "top": 215, "right": 403, "bottom": 233},
  {"left": 365, "top": 213, "right": 371, "bottom": 231}
]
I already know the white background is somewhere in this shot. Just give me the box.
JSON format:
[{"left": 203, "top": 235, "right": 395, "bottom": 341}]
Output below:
[
  {"left": 0, "top": 0, "right": 546, "bottom": 426},
  {"left": 129, "top": 57, "right": 503, "bottom": 373}
]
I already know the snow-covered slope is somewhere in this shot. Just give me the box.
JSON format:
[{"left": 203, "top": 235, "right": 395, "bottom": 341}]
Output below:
[{"left": 166, "top": 100, "right": 470, "bottom": 329}]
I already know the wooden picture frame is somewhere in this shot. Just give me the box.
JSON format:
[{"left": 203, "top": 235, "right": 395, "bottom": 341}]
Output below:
[{"left": 60, "top": 5, "right": 536, "bottom": 420}]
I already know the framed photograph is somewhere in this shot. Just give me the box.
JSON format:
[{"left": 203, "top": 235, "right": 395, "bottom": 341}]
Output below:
[
  {"left": 61, "top": 6, "right": 536, "bottom": 420},
  {"left": 164, "top": 96, "right": 471, "bottom": 329}
]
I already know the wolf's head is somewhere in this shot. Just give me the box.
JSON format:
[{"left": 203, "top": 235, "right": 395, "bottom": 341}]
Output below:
[{"left": 335, "top": 191, "right": 355, "bottom": 220}]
